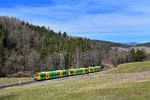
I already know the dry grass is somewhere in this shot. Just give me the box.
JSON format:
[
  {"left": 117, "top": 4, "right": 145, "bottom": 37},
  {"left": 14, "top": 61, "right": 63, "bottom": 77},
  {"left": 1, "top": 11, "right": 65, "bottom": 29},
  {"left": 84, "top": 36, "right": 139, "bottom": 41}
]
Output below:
[{"left": 0, "top": 77, "right": 32, "bottom": 86}]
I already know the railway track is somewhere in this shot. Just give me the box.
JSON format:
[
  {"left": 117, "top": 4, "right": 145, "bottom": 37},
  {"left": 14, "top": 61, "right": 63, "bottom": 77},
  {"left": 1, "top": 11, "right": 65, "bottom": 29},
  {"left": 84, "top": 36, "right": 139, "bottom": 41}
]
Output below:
[
  {"left": 0, "top": 71, "right": 103, "bottom": 90},
  {"left": 0, "top": 81, "right": 35, "bottom": 90}
]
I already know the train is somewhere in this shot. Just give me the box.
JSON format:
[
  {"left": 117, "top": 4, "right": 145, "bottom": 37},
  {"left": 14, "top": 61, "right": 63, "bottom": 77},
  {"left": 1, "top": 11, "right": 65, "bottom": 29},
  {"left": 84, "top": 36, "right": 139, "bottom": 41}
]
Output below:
[{"left": 33, "top": 66, "right": 102, "bottom": 81}]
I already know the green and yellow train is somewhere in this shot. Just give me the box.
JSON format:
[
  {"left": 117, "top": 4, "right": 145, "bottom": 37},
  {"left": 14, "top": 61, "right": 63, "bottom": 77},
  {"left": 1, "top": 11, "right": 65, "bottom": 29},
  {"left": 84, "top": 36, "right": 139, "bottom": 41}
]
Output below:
[{"left": 33, "top": 66, "right": 102, "bottom": 81}]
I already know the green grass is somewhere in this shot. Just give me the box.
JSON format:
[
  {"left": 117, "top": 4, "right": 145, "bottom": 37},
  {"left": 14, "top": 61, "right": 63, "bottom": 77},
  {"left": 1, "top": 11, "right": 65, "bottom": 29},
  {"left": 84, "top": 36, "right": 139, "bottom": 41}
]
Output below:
[
  {"left": 106, "top": 61, "right": 150, "bottom": 74},
  {"left": 0, "top": 77, "right": 33, "bottom": 86}
]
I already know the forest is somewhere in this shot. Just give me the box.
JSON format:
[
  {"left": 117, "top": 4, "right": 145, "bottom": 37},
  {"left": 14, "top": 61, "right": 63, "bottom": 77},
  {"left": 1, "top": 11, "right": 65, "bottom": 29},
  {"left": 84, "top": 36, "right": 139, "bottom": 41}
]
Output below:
[{"left": 0, "top": 16, "right": 149, "bottom": 77}]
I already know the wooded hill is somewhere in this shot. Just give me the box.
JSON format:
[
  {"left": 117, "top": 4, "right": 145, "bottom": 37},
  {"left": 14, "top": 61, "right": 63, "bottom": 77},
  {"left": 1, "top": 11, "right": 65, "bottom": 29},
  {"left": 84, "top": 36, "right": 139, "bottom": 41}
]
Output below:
[
  {"left": 0, "top": 16, "right": 148, "bottom": 77},
  {"left": 136, "top": 42, "right": 150, "bottom": 47},
  {"left": 94, "top": 40, "right": 129, "bottom": 48}
]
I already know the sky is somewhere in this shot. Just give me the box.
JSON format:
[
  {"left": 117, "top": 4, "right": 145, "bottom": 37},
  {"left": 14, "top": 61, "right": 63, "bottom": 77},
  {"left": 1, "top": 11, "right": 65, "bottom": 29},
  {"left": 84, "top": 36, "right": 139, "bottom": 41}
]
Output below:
[{"left": 0, "top": 0, "right": 150, "bottom": 43}]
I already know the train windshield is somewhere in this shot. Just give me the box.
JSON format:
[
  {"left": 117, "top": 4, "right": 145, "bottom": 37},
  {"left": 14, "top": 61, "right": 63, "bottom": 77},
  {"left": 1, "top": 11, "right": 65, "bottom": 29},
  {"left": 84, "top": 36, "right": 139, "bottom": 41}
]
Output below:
[{"left": 35, "top": 74, "right": 39, "bottom": 77}]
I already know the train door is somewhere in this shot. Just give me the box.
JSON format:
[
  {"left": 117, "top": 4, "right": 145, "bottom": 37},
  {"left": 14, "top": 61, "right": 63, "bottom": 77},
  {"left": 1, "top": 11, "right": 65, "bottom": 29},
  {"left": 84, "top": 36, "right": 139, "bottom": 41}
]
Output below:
[
  {"left": 74, "top": 69, "right": 77, "bottom": 75},
  {"left": 46, "top": 72, "right": 50, "bottom": 79},
  {"left": 92, "top": 67, "right": 94, "bottom": 72},
  {"left": 60, "top": 71, "right": 63, "bottom": 77},
  {"left": 83, "top": 68, "right": 85, "bottom": 74}
]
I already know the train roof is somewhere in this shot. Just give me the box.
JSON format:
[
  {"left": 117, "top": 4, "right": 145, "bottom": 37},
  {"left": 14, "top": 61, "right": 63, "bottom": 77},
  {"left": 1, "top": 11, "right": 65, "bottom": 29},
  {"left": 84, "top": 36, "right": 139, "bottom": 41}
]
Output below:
[
  {"left": 80, "top": 68, "right": 88, "bottom": 69},
  {"left": 89, "top": 67, "right": 94, "bottom": 68},
  {"left": 56, "top": 70, "right": 67, "bottom": 71},
  {"left": 40, "top": 70, "right": 63, "bottom": 73},
  {"left": 36, "top": 66, "right": 101, "bottom": 74}
]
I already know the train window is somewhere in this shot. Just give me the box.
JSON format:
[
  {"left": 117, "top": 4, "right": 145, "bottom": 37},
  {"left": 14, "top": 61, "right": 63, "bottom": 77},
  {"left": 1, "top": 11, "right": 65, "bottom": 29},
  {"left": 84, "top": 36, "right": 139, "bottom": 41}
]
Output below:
[
  {"left": 51, "top": 74, "right": 55, "bottom": 77},
  {"left": 53, "top": 73, "right": 59, "bottom": 76},
  {"left": 41, "top": 75, "right": 46, "bottom": 78},
  {"left": 71, "top": 71, "right": 74, "bottom": 74}
]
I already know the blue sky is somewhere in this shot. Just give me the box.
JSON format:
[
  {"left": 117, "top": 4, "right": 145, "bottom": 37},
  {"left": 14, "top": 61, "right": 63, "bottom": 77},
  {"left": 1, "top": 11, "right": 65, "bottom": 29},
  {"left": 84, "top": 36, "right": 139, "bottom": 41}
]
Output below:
[{"left": 0, "top": 0, "right": 150, "bottom": 43}]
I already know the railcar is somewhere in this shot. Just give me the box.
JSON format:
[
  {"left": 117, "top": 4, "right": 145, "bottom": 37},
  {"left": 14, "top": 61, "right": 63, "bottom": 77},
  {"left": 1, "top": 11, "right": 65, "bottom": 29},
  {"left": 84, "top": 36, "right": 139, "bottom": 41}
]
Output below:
[
  {"left": 33, "top": 66, "right": 102, "bottom": 81},
  {"left": 67, "top": 69, "right": 77, "bottom": 76},
  {"left": 33, "top": 70, "right": 67, "bottom": 81},
  {"left": 88, "top": 67, "right": 94, "bottom": 73},
  {"left": 80, "top": 68, "right": 88, "bottom": 74},
  {"left": 94, "top": 66, "right": 102, "bottom": 72}
]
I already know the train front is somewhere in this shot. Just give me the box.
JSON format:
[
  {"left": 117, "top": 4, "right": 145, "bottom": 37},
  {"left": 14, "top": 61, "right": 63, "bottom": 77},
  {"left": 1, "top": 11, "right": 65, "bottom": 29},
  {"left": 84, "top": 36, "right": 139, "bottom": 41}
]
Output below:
[{"left": 33, "top": 73, "right": 41, "bottom": 81}]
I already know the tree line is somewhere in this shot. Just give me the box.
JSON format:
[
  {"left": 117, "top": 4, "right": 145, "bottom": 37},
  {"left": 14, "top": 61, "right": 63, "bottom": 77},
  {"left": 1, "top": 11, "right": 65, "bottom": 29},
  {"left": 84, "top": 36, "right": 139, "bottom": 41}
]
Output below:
[{"left": 130, "top": 48, "right": 147, "bottom": 62}]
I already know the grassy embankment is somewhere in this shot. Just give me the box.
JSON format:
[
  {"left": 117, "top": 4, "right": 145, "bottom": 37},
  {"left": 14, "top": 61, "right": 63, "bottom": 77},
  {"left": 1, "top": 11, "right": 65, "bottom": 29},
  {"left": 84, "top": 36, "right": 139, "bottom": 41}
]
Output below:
[
  {"left": 1, "top": 61, "right": 150, "bottom": 100},
  {"left": 106, "top": 61, "right": 150, "bottom": 74}
]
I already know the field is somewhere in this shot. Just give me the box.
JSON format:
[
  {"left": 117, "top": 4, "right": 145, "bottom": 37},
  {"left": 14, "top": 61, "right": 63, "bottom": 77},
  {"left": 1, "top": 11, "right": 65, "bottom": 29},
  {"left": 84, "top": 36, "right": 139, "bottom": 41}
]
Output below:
[
  {"left": 0, "top": 77, "right": 32, "bottom": 86},
  {"left": 0, "top": 61, "right": 150, "bottom": 100}
]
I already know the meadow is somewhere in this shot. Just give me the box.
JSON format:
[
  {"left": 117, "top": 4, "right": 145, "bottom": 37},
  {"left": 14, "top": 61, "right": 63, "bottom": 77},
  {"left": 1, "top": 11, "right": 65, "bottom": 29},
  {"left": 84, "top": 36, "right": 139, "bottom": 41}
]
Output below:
[{"left": 1, "top": 61, "right": 150, "bottom": 100}]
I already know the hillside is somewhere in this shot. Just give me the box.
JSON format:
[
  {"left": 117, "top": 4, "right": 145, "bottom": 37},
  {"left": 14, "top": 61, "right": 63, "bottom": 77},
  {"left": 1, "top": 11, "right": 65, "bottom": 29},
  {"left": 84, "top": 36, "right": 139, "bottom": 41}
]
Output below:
[
  {"left": 136, "top": 42, "right": 150, "bottom": 47},
  {"left": 106, "top": 61, "right": 150, "bottom": 74},
  {"left": 94, "top": 40, "right": 129, "bottom": 48}
]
